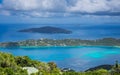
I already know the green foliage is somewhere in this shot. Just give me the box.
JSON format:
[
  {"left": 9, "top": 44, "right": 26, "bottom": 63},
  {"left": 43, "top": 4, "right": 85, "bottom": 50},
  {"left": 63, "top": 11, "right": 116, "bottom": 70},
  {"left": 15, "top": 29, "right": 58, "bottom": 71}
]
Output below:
[
  {"left": 15, "top": 56, "right": 33, "bottom": 67},
  {"left": 95, "top": 69, "right": 108, "bottom": 73},
  {"left": 0, "top": 52, "right": 28, "bottom": 75},
  {"left": 1, "top": 52, "right": 120, "bottom": 75},
  {"left": 1, "top": 38, "right": 120, "bottom": 48},
  {"left": 48, "top": 62, "right": 57, "bottom": 70},
  {"left": 0, "top": 52, "right": 61, "bottom": 75}
]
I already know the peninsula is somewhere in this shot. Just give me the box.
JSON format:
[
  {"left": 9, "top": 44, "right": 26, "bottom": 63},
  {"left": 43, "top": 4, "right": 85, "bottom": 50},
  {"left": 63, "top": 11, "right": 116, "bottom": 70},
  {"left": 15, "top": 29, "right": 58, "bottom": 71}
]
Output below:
[{"left": 0, "top": 38, "right": 120, "bottom": 48}]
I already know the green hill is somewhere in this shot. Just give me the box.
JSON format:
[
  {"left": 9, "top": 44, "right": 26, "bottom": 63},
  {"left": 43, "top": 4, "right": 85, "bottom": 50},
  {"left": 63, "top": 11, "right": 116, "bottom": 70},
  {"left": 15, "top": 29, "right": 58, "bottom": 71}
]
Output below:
[{"left": 0, "top": 52, "right": 61, "bottom": 75}]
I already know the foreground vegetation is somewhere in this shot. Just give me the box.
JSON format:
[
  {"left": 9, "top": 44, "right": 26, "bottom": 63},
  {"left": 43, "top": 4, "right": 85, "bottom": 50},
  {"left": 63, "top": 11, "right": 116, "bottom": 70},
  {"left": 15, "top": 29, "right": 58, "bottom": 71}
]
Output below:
[
  {"left": 0, "top": 52, "right": 120, "bottom": 75},
  {"left": 0, "top": 38, "right": 120, "bottom": 48},
  {"left": 0, "top": 52, "right": 61, "bottom": 75}
]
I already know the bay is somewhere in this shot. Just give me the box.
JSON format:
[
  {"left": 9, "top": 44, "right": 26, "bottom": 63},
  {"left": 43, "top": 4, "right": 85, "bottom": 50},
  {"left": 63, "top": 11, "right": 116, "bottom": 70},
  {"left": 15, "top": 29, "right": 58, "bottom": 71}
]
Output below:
[
  {"left": 0, "top": 24, "right": 120, "bottom": 71},
  {"left": 0, "top": 46, "right": 120, "bottom": 71}
]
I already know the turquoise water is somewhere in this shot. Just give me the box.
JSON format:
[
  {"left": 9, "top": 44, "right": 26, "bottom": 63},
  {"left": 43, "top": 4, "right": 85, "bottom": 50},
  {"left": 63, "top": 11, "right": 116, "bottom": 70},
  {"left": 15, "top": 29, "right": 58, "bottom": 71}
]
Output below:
[
  {"left": 0, "top": 46, "right": 120, "bottom": 71},
  {"left": 1, "top": 24, "right": 120, "bottom": 71}
]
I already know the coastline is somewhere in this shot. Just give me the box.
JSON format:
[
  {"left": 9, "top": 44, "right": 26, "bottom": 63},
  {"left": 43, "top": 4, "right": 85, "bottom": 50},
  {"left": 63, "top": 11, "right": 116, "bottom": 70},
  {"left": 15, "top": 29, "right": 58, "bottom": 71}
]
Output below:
[
  {"left": 1, "top": 38, "right": 120, "bottom": 49},
  {"left": 0, "top": 45, "right": 120, "bottom": 49}
]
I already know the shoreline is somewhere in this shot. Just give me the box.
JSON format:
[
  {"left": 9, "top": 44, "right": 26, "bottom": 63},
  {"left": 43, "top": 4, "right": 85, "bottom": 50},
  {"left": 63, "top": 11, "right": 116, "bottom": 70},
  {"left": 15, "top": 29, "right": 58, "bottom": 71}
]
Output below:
[{"left": 0, "top": 45, "right": 120, "bottom": 49}]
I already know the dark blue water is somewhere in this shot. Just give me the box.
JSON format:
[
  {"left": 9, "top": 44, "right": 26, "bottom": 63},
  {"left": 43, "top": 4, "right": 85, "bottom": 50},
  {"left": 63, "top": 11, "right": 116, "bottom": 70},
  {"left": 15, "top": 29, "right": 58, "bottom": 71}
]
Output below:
[
  {"left": 0, "top": 24, "right": 120, "bottom": 42},
  {"left": 0, "top": 24, "right": 120, "bottom": 71}
]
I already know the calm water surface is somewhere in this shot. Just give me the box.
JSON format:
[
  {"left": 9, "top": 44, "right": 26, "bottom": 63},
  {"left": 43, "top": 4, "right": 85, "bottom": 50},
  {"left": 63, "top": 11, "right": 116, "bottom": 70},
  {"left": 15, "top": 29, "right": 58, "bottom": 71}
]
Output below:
[
  {"left": 0, "top": 24, "right": 120, "bottom": 71},
  {"left": 0, "top": 46, "right": 120, "bottom": 71},
  {"left": 0, "top": 24, "right": 120, "bottom": 42}
]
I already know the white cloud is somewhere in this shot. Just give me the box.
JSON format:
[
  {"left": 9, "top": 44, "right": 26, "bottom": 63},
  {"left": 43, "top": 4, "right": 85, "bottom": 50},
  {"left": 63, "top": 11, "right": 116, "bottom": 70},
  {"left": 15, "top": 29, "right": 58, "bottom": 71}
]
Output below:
[
  {"left": 3, "top": 0, "right": 38, "bottom": 10},
  {"left": 2, "top": 0, "right": 67, "bottom": 11},
  {"left": 0, "top": 0, "right": 120, "bottom": 17},
  {"left": 68, "top": 0, "right": 111, "bottom": 13},
  {"left": 40, "top": 0, "right": 67, "bottom": 11},
  {"left": 109, "top": 0, "right": 120, "bottom": 12}
]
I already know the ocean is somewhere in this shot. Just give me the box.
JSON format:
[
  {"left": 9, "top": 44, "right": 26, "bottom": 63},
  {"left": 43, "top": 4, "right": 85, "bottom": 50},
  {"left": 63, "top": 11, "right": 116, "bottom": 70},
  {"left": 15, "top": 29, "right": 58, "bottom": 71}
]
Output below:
[
  {"left": 0, "top": 23, "right": 120, "bottom": 42},
  {"left": 0, "top": 23, "right": 120, "bottom": 71}
]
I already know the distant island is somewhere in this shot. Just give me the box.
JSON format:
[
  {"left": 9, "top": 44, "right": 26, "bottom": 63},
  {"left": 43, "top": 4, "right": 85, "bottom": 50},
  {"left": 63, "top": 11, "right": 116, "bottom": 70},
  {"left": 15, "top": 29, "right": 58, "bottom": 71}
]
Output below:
[
  {"left": 18, "top": 26, "right": 72, "bottom": 34},
  {"left": 0, "top": 38, "right": 120, "bottom": 48}
]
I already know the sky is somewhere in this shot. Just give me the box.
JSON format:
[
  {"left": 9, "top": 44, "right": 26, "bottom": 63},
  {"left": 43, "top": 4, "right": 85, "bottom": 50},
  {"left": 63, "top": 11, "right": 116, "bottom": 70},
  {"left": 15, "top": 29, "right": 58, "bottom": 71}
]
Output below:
[{"left": 0, "top": 0, "right": 120, "bottom": 24}]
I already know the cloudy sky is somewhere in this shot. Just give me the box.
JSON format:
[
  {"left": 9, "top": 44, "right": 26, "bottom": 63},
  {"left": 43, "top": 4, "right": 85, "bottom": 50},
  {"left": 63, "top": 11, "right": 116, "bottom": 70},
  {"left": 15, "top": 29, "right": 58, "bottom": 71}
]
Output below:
[{"left": 0, "top": 0, "right": 120, "bottom": 24}]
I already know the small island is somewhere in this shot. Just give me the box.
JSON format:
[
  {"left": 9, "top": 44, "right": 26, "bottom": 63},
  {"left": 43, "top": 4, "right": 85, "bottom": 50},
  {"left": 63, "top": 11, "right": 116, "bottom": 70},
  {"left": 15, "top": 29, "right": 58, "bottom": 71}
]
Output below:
[
  {"left": 0, "top": 38, "right": 120, "bottom": 48},
  {"left": 18, "top": 26, "right": 72, "bottom": 34}
]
